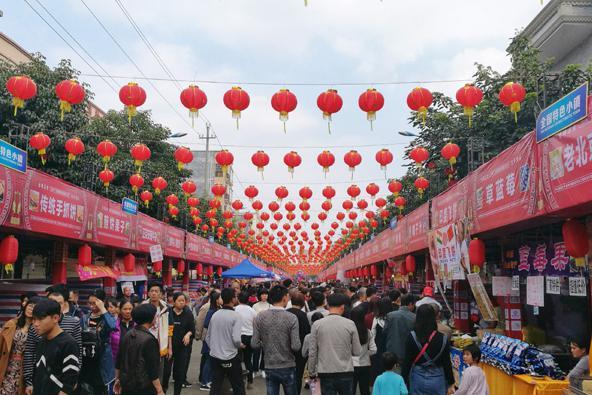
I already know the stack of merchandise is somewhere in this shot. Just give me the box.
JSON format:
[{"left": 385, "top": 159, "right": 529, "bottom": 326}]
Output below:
[{"left": 480, "top": 333, "right": 565, "bottom": 379}]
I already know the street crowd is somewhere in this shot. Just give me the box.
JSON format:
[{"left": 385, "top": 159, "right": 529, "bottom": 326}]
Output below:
[{"left": 0, "top": 280, "right": 495, "bottom": 395}]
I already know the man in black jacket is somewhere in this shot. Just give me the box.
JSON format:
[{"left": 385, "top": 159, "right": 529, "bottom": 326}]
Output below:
[
  {"left": 286, "top": 291, "right": 311, "bottom": 395},
  {"left": 114, "top": 304, "right": 165, "bottom": 395}
]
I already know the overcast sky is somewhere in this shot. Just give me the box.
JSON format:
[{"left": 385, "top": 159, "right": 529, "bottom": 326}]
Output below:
[{"left": 2, "top": 1, "right": 544, "bottom": 253}]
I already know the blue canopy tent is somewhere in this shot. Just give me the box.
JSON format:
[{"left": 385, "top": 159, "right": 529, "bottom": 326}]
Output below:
[{"left": 221, "top": 259, "right": 274, "bottom": 279}]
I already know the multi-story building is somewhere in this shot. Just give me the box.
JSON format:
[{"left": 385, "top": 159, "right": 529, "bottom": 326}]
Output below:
[
  {"left": 185, "top": 150, "right": 233, "bottom": 209},
  {"left": 0, "top": 31, "right": 105, "bottom": 118},
  {"left": 523, "top": 0, "right": 592, "bottom": 71}
]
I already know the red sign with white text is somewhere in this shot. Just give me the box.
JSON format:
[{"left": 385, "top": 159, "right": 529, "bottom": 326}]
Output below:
[
  {"left": 431, "top": 177, "right": 470, "bottom": 229},
  {"left": 135, "top": 214, "right": 164, "bottom": 253},
  {"left": 539, "top": 97, "right": 592, "bottom": 213},
  {"left": 163, "top": 226, "right": 185, "bottom": 258},
  {"left": 406, "top": 203, "right": 429, "bottom": 253},
  {"left": 93, "top": 200, "right": 135, "bottom": 249},
  {"left": 185, "top": 232, "right": 202, "bottom": 262},
  {"left": 471, "top": 132, "right": 541, "bottom": 233}
]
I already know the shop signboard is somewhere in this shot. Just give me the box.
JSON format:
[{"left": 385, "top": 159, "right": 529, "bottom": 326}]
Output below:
[
  {"left": 405, "top": 203, "right": 429, "bottom": 253},
  {"left": 136, "top": 214, "right": 163, "bottom": 253},
  {"left": 163, "top": 226, "right": 185, "bottom": 258},
  {"left": 471, "top": 132, "right": 541, "bottom": 234},
  {"left": 390, "top": 216, "right": 406, "bottom": 258},
  {"left": 21, "top": 169, "right": 93, "bottom": 241},
  {"left": 0, "top": 165, "right": 17, "bottom": 228},
  {"left": 536, "top": 82, "right": 588, "bottom": 143},
  {"left": 93, "top": 200, "right": 134, "bottom": 250},
  {"left": 185, "top": 232, "right": 201, "bottom": 262},
  {"left": 539, "top": 96, "right": 592, "bottom": 213},
  {"left": 0, "top": 140, "right": 26, "bottom": 173},
  {"left": 431, "top": 177, "right": 470, "bottom": 229},
  {"left": 121, "top": 198, "right": 138, "bottom": 215}
]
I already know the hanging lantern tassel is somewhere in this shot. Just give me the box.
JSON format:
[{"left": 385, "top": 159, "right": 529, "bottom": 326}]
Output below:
[
  {"left": 232, "top": 110, "right": 241, "bottom": 130},
  {"left": 258, "top": 166, "right": 265, "bottom": 180},
  {"left": 288, "top": 166, "right": 294, "bottom": 179},
  {"left": 323, "top": 112, "right": 332, "bottom": 134},
  {"left": 304, "top": 0, "right": 308, "bottom": 5},
  {"left": 417, "top": 188, "right": 424, "bottom": 198},
  {"left": 418, "top": 106, "right": 428, "bottom": 126},
  {"left": 349, "top": 166, "right": 355, "bottom": 180},
  {"left": 511, "top": 101, "right": 521, "bottom": 123},
  {"left": 189, "top": 108, "right": 198, "bottom": 128},
  {"left": 38, "top": 148, "right": 47, "bottom": 166},
  {"left": 126, "top": 105, "right": 137, "bottom": 124},
  {"left": 134, "top": 159, "right": 143, "bottom": 174},
  {"left": 59, "top": 100, "right": 72, "bottom": 122},
  {"left": 367, "top": 111, "right": 375, "bottom": 131},
  {"left": 280, "top": 112, "right": 288, "bottom": 133}
]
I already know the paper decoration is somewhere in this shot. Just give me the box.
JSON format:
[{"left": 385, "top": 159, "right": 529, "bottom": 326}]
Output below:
[
  {"left": 546, "top": 276, "right": 561, "bottom": 295},
  {"left": 526, "top": 276, "right": 545, "bottom": 307},
  {"left": 568, "top": 277, "right": 587, "bottom": 297}
]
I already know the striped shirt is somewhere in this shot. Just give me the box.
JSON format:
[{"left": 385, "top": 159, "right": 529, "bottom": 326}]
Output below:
[{"left": 24, "top": 314, "right": 82, "bottom": 387}]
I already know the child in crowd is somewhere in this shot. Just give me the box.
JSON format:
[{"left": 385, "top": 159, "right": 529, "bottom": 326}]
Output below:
[
  {"left": 372, "top": 352, "right": 408, "bottom": 395},
  {"left": 454, "top": 344, "right": 489, "bottom": 395}
]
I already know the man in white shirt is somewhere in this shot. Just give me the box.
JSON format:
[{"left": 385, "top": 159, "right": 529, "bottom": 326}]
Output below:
[
  {"left": 235, "top": 291, "right": 257, "bottom": 388},
  {"left": 415, "top": 286, "right": 442, "bottom": 310}
]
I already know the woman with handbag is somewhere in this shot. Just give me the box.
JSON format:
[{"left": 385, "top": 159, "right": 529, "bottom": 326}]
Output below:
[{"left": 401, "top": 304, "right": 454, "bottom": 395}]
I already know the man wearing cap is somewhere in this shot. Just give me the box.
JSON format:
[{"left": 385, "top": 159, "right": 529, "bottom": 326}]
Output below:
[{"left": 415, "top": 286, "right": 442, "bottom": 310}]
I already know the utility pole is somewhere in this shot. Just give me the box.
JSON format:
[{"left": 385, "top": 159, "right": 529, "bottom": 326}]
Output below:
[{"left": 199, "top": 122, "right": 216, "bottom": 196}]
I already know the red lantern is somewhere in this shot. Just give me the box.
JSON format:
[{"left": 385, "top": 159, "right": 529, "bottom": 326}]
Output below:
[
  {"left": 394, "top": 196, "right": 406, "bottom": 213},
  {"left": 177, "top": 259, "right": 186, "bottom": 276},
  {"left": 216, "top": 266, "right": 223, "bottom": 277},
  {"left": 357, "top": 199, "right": 368, "bottom": 210},
  {"left": 441, "top": 142, "right": 461, "bottom": 168},
  {"left": 499, "top": 82, "right": 526, "bottom": 122},
  {"left": 375, "top": 198, "right": 387, "bottom": 209},
  {"left": 271, "top": 88, "right": 297, "bottom": 132},
  {"left": 388, "top": 180, "right": 403, "bottom": 197},
  {"left": 252, "top": 151, "right": 270, "bottom": 178},
  {"left": 123, "top": 253, "right": 135, "bottom": 272},
  {"left": 406, "top": 87, "right": 433, "bottom": 124},
  {"left": 409, "top": 147, "right": 429, "bottom": 166},
  {"left": 342, "top": 200, "right": 354, "bottom": 212},
  {"left": 322, "top": 186, "right": 336, "bottom": 201},
  {"left": 97, "top": 140, "right": 118, "bottom": 166},
  {"left": 169, "top": 206, "right": 180, "bottom": 219},
  {"left": 562, "top": 219, "right": 589, "bottom": 266},
  {"left": 129, "top": 174, "right": 144, "bottom": 194},
  {"left": 245, "top": 185, "right": 259, "bottom": 201},
  {"left": 165, "top": 194, "right": 179, "bottom": 208},
  {"left": 317, "top": 150, "right": 336, "bottom": 177},
  {"left": 285, "top": 201, "right": 296, "bottom": 212},
  {"left": 232, "top": 200, "right": 243, "bottom": 211},
  {"left": 365, "top": 183, "right": 380, "bottom": 200},
  {"left": 274, "top": 186, "right": 288, "bottom": 202},
  {"left": 119, "top": 82, "right": 146, "bottom": 123},
  {"left": 64, "top": 137, "right": 85, "bottom": 165},
  {"left": 223, "top": 86, "right": 250, "bottom": 129},
  {"left": 215, "top": 150, "right": 234, "bottom": 179},
  {"left": 284, "top": 151, "right": 302, "bottom": 177},
  {"left": 187, "top": 197, "right": 200, "bottom": 209},
  {"left": 318, "top": 212, "right": 328, "bottom": 222},
  {"left": 358, "top": 88, "right": 384, "bottom": 130},
  {"left": 182, "top": 180, "right": 197, "bottom": 197},
  {"left": 99, "top": 169, "right": 114, "bottom": 190},
  {"left": 130, "top": 143, "right": 151, "bottom": 172},
  {"left": 321, "top": 200, "right": 332, "bottom": 212},
  {"left": 344, "top": 150, "right": 362, "bottom": 179},
  {"left": 29, "top": 132, "right": 51, "bottom": 165},
  {"left": 180, "top": 85, "right": 207, "bottom": 126},
  {"left": 317, "top": 89, "right": 343, "bottom": 133},
  {"left": 0, "top": 235, "right": 18, "bottom": 273},
  {"left": 196, "top": 263, "right": 203, "bottom": 276},
  {"left": 405, "top": 255, "right": 416, "bottom": 275},
  {"left": 299, "top": 201, "right": 311, "bottom": 212},
  {"left": 347, "top": 184, "right": 361, "bottom": 200},
  {"left": 78, "top": 244, "right": 92, "bottom": 267},
  {"left": 211, "top": 183, "right": 226, "bottom": 200},
  {"left": 55, "top": 79, "right": 85, "bottom": 120},
  {"left": 456, "top": 84, "right": 483, "bottom": 127},
  {"left": 469, "top": 238, "right": 485, "bottom": 271},
  {"left": 375, "top": 148, "right": 393, "bottom": 177},
  {"left": 152, "top": 176, "right": 167, "bottom": 195},
  {"left": 140, "top": 190, "right": 153, "bottom": 207},
  {"left": 174, "top": 146, "right": 193, "bottom": 171},
  {"left": 414, "top": 176, "right": 429, "bottom": 198},
  {"left": 6, "top": 76, "right": 37, "bottom": 116},
  {"left": 252, "top": 200, "right": 263, "bottom": 211},
  {"left": 299, "top": 186, "right": 313, "bottom": 202}
]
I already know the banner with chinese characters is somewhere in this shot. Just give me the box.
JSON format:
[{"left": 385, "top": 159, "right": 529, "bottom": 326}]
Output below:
[
  {"left": 431, "top": 177, "right": 470, "bottom": 229},
  {"left": 135, "top": 213, "right": 164, "bottom": 253},
  {"left": 185, "top": 232, "right": 202, "bottom": 262},
  {"left": 514, "top": 241, "right": 580, "bottom": 276},
  {"left": 471, "top": 132, "right": 541, "bottom": 234},
  {"left": 405, "top": 203, "right": 429, "bottom": 253},
  {"left": 539, "top": 96, "right": 592, "bottom": 213},
  {"left": 163, "top": 225, "right": 185, "bottom": 259},
  {"left": 78, "top": 264, "right": 120, "bottom": 281},
  {"left": 93, "top": 199, "right": 135, "bottom": 250}
]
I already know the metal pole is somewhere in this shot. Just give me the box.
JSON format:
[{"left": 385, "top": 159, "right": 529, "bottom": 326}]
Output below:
[{"left": 199, "top": 122, "right": 215, "bottom": 196}]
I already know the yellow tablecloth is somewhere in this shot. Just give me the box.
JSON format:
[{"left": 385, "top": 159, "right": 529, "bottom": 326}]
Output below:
[{"left": 482, "top": 364, "right": 569, "bottom": 395}]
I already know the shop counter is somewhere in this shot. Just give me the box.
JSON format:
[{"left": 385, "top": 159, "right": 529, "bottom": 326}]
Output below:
[{"left": 482, "top": 363, "right": 569, "bottom": 395}]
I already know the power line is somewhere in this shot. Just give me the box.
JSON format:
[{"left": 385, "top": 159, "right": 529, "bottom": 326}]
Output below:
[
  {"left": 78, "top": 73, "right": 472, "bottom": 87},
  {"left": 22, "top": 0, "right": 118, "bottom": 92},
  {"left": 79, "top": 0, "right": 195, "bottom": 130}
]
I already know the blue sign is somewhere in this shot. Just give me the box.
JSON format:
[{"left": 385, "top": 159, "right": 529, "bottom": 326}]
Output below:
[
  {"left": 536, "top": 82, "right": 588, "bottom": 143},
  {"left": 0, "top": 139, "right": 26, "bottom": 173},
  {"left": 121, "top": 198, "right": 138, "bottom": 215},
  {"left": 389, "top": 216, "right": 398, "bottom": 230}
]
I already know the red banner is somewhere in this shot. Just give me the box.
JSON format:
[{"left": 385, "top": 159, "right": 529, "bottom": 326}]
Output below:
[
  {"left": 21, "top": 170, "right": 94, "bottom": 241},
  {"left": 135, "top": 213, "right": 164, "bottom": 253},
  {"left": 539, "top": 97, "right": 592, "bottom": 214},
  {"left": 406, "top": 203, "right": 429, "bottom": 253},
  {"left": 185, "top": 232, "right": 201, "bottom": 262},
  {"left": 431, "top": 177, "right": 470, "bottom": 229},
  {"left": 163, "top": 225, "right": 185, "bottom": 258},
  {"left": 471, "top": 132, "right": 541, "bottom": 234},
  {"left": 93, "top": 200, "right": 135, "bottom": 249},
  {"left": 78, "top": 264, "right": 119, "bottom": 281}
]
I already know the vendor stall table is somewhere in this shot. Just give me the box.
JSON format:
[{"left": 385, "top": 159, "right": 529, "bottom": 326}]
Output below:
[{"left": 483, "top": 363, "right": 568, "bottom": 395}]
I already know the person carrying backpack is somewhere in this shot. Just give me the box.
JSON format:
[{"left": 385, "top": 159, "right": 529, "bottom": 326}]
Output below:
[{"left": 79, "top": 290, "right": 116, "bottom": 395}]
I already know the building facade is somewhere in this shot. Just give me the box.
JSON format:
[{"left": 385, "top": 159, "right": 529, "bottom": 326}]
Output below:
[{"left": 185, "top": 150, "right": 234, "bottom": 209}]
